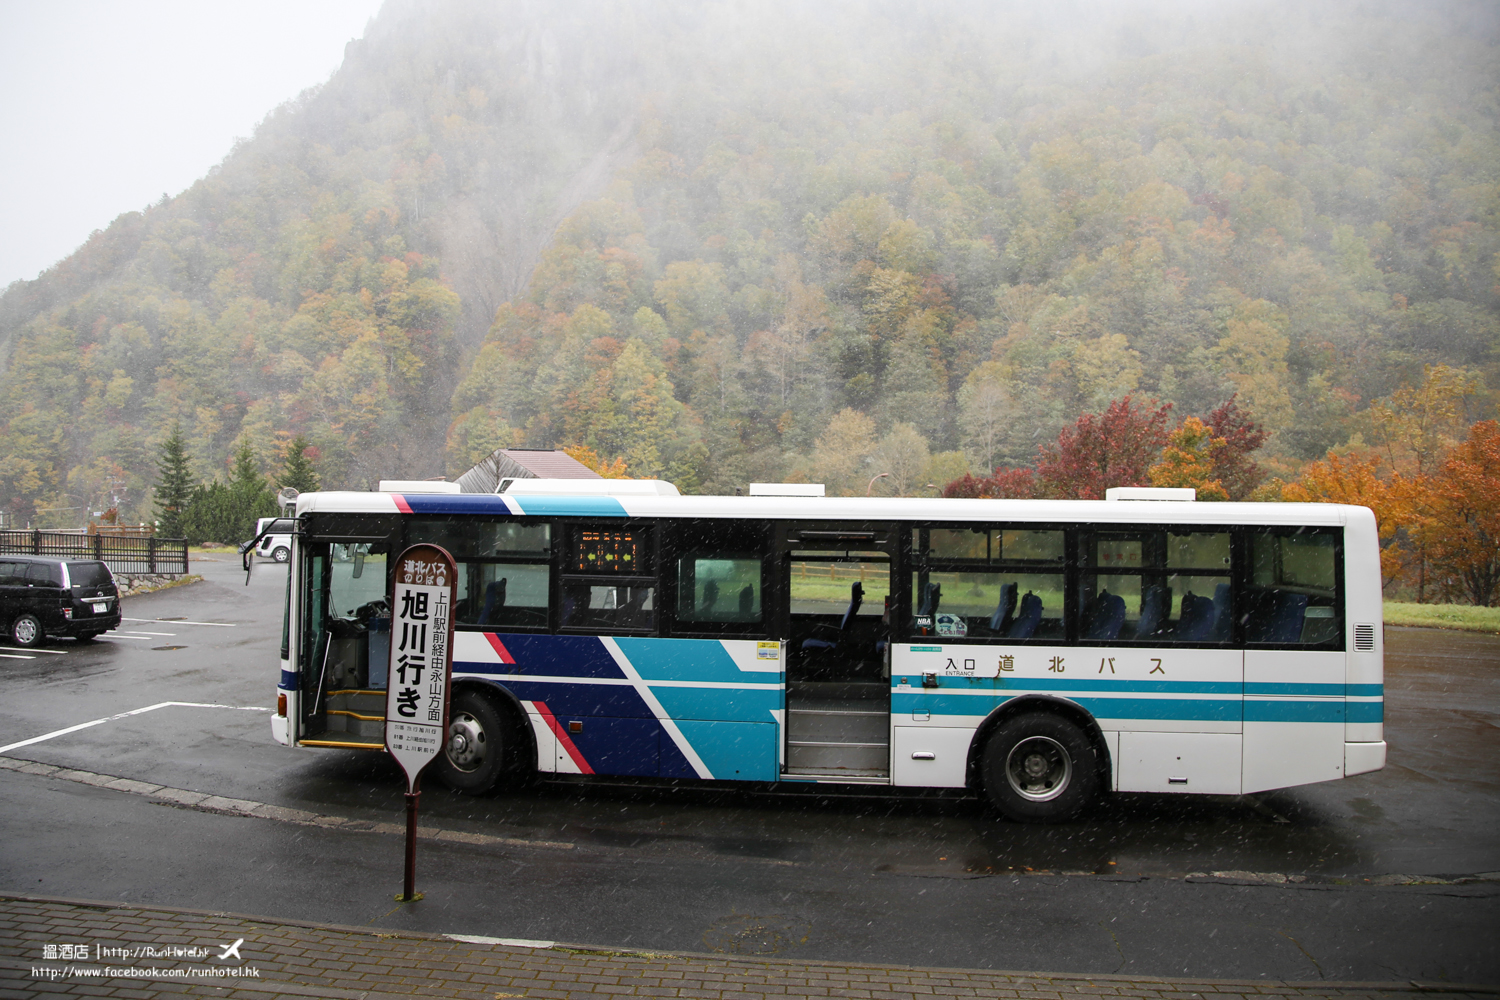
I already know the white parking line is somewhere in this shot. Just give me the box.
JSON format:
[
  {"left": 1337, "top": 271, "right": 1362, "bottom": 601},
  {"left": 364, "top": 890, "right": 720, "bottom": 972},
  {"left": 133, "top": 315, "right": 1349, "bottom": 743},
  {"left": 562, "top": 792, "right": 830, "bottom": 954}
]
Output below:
[
  {"left": 117, "top": 630, "right": 177, "bottom": 637},
  {"left": 0, "top": 701, "right": 267, "bottom": 754},
  {"left": 97, "top": 634, "right": 156, "bottom": 640},
  {"left": 123, "top": 618, "right": 236, "bottom": 627},
  {"left": 0, "top": 653, "right": 36, "bottom": 660},
  {"left": 23, "top": 648, "right": 67, "bottom": 655}
]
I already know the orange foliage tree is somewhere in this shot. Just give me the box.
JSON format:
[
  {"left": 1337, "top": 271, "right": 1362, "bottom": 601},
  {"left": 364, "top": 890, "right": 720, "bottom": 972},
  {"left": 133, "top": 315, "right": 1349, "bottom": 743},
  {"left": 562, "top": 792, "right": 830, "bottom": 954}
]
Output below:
[
  {"left": 1281, "top": 454, "right": 1414, "bottom": 590},
  {"left": 1406, "top": 420, "right": 1500, "bottom": 606},
  {"left": 562, "top": 444, "right": 629, "bottom": 479},
  {"left": 1148, "top": 416, "right": 1230, "bottom": 501}
]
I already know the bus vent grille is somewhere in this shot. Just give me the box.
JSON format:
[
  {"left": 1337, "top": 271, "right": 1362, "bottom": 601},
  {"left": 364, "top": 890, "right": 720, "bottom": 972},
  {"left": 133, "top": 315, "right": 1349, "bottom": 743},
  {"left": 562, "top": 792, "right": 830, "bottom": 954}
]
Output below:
[{"left": 1354, "top": 623, "right": 1376, "bottom": 650}]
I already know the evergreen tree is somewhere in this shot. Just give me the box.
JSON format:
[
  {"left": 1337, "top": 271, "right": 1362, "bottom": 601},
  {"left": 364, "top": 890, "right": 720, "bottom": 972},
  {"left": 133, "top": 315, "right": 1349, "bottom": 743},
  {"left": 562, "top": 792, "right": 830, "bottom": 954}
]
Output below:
[
  {"left": 229, "top": 437, "right": 278, "bottom": 539},
  {"left": 279, "top": 435, "right": 321, "bottom": 493},
  {"left": 153, "top": 424, "right": 195, "bottom": 537}
]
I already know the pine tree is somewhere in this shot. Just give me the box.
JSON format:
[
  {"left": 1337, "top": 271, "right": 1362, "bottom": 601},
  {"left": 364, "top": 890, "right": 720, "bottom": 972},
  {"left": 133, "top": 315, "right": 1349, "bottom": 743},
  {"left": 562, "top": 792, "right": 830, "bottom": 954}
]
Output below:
[
  {"left": 279, "top": 435, "right": 321, "bottom": 493},
  {"left": 229, "top": 437, "right": 277, "bottom": 541},
  {"left": 153, "top": 424, "right": 195, "bottom": 537}
]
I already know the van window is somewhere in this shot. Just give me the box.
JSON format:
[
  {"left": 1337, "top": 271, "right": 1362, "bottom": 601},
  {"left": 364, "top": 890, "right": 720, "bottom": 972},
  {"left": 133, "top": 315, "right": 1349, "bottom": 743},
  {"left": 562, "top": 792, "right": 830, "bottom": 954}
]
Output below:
[
  {"left": 27, "top": 563, "right": 63, "bottom": 586},
  {"left": 67, "top": 562, "right": 113, "bottom": 588}
]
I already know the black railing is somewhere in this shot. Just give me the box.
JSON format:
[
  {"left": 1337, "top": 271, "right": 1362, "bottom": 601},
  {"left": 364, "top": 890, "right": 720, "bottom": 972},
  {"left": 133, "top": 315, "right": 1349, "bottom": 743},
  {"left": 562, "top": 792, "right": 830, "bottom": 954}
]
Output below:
[{"left": 0, "top": 531, "right": 189, "bottom": 575}]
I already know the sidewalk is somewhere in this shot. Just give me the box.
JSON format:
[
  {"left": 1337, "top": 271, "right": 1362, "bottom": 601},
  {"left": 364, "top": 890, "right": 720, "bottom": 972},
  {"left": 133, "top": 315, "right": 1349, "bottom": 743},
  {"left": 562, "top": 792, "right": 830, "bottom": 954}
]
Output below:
[{"left": 1, "top": 894, "right": 1494, "bottom": 1000}]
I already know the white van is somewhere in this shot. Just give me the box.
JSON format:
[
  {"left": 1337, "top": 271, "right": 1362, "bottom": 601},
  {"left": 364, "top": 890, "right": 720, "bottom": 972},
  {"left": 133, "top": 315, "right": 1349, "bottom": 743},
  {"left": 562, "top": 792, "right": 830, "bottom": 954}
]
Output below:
[{"left": 252, "top": 517, "right": 295, "bottom": 563}]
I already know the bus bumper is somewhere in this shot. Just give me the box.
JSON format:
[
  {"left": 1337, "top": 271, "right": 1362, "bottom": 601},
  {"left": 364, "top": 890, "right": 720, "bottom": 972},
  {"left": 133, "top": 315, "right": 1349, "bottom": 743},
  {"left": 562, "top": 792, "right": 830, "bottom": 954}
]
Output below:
[{"left": 1345, "top": 740, "right": 1386, "bottom": 776}]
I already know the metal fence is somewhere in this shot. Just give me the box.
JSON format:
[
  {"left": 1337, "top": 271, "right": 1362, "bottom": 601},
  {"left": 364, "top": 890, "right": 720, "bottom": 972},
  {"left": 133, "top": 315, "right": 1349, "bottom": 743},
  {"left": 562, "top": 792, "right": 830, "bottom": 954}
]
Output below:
[{"left": 0, "top": 530, "right": 189, "bottom": 575}]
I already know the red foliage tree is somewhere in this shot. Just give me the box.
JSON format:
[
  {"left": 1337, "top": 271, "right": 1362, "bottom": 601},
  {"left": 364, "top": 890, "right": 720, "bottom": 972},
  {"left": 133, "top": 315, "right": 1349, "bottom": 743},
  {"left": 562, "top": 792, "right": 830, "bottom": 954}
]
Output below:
[
  {"left": 1203, "top": 394, "right": 1269, "bottom": 500},
  {"left": 942, "top": 467, "right": 1037, "bottom": 499},
  {"left": 1035, "top": 397, "right": 1173, "bottom": 500}
]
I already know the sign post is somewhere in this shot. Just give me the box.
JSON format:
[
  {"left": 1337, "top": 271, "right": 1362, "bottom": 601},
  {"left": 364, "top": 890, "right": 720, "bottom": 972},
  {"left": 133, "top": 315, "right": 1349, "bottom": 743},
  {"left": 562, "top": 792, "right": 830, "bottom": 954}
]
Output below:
[{"left": 384, "top": 543, "right": 456, "bottom": 903}]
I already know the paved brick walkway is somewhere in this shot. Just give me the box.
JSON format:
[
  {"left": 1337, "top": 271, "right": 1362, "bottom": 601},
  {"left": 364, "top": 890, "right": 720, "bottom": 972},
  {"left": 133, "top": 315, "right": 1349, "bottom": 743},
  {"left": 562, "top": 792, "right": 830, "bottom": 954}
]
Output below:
[{"left": 0, "top": 895, "right": 1493, "bottom": 1000}]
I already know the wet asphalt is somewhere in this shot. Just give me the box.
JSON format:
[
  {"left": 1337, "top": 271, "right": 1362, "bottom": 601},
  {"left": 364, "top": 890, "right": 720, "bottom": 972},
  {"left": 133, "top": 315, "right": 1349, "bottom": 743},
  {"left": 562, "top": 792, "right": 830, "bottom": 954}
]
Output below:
[{"left": 0, "top": 554, "right": 1495, "bottom": 983}]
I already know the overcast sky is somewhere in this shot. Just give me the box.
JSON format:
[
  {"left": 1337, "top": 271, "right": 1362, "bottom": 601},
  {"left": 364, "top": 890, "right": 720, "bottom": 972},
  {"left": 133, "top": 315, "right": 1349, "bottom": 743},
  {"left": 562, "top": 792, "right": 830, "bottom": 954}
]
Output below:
[{"left": 0, "top": 0, "right": 384, "bottom": 289}]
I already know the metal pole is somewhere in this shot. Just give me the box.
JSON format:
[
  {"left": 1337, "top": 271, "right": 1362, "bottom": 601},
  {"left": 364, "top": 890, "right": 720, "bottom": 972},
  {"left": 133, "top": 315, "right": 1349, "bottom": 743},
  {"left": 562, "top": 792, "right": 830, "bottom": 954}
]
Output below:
[{"left": 399, "top": 782, "right": 423, "bottom": 902}]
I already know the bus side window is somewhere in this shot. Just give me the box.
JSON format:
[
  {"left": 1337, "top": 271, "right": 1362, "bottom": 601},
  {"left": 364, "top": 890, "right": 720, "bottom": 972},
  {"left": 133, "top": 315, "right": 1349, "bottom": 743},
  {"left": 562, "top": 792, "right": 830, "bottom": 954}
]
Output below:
[
  {"left": 677, "top": 553, "right": 762, "bottom": 625},
  {"left": 1078, "top": 530, "right": 1231, "bottom": 644},
  {"left": 1247, "top": 529, "right": 1341, "bottom": 646}
]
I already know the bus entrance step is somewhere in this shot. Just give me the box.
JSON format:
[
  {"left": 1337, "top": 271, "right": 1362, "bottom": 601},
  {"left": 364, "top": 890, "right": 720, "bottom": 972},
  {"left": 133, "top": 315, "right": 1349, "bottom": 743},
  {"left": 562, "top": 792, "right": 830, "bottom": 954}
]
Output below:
[
  {"left": 787, "top": 708, "right": 888, "bottom": 744},
  {"left": 786, "top": 739, "right": 889, "bottom": 772},
  {"left": 782, "top": 767, "right": 890, "bottom": 783}
]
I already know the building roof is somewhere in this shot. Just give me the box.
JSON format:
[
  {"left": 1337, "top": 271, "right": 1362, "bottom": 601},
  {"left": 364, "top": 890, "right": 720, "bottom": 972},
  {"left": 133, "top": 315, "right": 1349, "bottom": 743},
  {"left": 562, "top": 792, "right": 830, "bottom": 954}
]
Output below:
[{"left": 455, "top": 449, "right": 602, "bottom": 493}]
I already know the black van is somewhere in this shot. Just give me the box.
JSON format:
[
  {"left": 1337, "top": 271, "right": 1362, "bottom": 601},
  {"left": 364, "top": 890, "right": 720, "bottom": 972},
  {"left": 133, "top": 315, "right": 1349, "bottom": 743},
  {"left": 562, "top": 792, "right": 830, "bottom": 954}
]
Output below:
[{"left": 0, "top": 555, "right": 122, "bottom": 647}]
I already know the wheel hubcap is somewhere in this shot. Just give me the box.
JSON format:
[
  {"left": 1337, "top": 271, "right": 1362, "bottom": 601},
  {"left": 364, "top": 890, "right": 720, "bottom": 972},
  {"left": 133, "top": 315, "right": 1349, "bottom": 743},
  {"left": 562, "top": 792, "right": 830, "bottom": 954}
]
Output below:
[
  {"left": 1005, "top": 735, "right": 1072, "bottom": 801},
  {"left": 446, "top": 714, "right": 487, "bottom": 771},
  {"left": 14, "top": 618, "right": 37, "bottom": 644}
]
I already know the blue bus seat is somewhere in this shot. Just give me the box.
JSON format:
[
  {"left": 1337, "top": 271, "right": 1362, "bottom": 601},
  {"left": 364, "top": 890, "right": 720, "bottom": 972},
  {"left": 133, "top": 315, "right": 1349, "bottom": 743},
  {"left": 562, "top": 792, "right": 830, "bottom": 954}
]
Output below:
[
  {"left": 477, "top": 578, "right": 507, "bottom": 625},
  {"left": 989, "top": 582, "right": 1018, "bottom": 633},
  {"left": 1007, "top": 592, "right": 1043, "bottom": 639},
  {"left": 1136, "top": 585, "right": 1168, "bottom": 639},
  {"left": 1083, "top": 591, "right": 1126, "bottom": 640}
]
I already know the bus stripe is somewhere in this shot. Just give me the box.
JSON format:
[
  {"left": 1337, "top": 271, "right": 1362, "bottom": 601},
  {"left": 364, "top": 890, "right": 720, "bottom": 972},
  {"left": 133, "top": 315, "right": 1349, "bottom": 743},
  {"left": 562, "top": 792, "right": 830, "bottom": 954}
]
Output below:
[
  {"left": 599, "top": 637, "right": 714, "bottom": 780},
  {"left": 534, "top": 701, "right": 593, "bottom": 774},
  {"left": 392, "top": 495, "right": 414, "bottom": 514},
  {"left": 484, "top": 634, "right": 516, "bottom": 664}
]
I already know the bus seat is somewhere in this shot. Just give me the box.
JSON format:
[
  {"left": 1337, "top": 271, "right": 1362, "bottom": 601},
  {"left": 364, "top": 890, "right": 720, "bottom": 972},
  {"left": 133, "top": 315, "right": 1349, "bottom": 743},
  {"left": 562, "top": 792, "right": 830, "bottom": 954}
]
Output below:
[
  {"left": 700, "top": 580, "right": 719, "bottom": 614},
  {"left": 1083, "top": 591, "right": 1126, "bottom": 640},
  {"left": 803, "top": 581, "right": 864, "bottom": 650},
  {"left": 1136, "top": 585, "right": 1168, "bottom": 638},
  {"left": 917, "top": 581, "right": 941, "bottom": 616},
  {"left": 989, "top": 582, "right": 1018, "bottom": 633},
  {"left": 1248, "top": 590, "right": 1308, "bottom": 643},
  {"left": 1007, "top": 592, "right": 1043, "bottom": 639},
  {"left": 1176, "top": 591, "right": 1214, "bottom": 640},
  {"left": 1209, "top": 583, "right": 1231, "bottom": 641},
  {"left": 478, "top": 577, "right": 507, "bottom": 625},
  {"left": 738, "top": 585, "right": 754, "bottom": 617}
]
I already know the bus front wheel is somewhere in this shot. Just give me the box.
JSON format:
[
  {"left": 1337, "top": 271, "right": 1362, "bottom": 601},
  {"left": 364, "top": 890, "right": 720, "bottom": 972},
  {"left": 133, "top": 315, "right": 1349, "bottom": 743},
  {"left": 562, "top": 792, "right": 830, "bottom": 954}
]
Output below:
[
  {"left": 980, "top": 712, "right": 1099, "bottom": 823},
  {"left": 435, "top": 690, "right": 509, "bottom": 794}
]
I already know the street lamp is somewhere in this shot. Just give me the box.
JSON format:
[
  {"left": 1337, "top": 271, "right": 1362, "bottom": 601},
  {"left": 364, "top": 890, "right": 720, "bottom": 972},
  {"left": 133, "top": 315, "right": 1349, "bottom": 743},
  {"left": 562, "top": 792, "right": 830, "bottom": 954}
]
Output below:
[{"left": 866, "top": 472, "right": 890, "bottom": 496}]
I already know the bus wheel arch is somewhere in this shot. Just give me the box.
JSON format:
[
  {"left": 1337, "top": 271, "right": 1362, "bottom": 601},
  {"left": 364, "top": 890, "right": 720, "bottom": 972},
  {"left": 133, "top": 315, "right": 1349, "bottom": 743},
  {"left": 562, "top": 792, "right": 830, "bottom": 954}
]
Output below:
[
  {"left": 967, "top": 696, "right": 1110, "bottom": 822},
  {"left": 434, "top": 681, "right": 533, "bottom": 794}
]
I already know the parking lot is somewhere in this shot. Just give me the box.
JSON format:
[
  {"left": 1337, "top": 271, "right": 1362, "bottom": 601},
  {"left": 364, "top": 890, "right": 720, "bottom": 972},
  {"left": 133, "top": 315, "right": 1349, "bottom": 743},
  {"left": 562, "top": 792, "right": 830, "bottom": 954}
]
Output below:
[{"left": 0, "top": 553, "right": 1496, "bottom": 984}]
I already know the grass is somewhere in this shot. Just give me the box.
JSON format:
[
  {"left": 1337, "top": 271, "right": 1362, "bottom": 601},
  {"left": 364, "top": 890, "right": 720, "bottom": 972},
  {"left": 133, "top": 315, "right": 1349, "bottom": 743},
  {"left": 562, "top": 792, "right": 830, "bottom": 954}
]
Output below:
[{"left": 1383, "top": 601, "right": 1500, "bottom": 634}]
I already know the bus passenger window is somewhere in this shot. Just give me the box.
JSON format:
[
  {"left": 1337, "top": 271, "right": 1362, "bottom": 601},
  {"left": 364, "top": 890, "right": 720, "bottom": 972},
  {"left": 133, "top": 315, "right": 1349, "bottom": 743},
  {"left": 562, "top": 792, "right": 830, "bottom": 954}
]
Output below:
[
  {"left": 1080, "top": 531, "right": 1229, "bottom": 644},
  {"left": 910, "top": 526, "right": 1065, "bottom": 641},
  {"left": 1247, "top": 530, "right": 1341, "bottom": 646},
  {"left": 456, "top": 562, "right": 550, "bottom": 629},
  {"left": 561, "top": 582, "right": 656, "bottom": 631},
  {"left": 677, "top": 554, "right": 762, "bottom": 624}
]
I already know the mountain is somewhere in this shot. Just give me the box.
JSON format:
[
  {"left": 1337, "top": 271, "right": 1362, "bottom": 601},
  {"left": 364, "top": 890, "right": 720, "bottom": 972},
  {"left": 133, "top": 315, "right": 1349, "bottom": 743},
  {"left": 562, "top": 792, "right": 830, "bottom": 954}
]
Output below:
[{"left": 2, "top": 0, "right": 1496, "bottom": 522}]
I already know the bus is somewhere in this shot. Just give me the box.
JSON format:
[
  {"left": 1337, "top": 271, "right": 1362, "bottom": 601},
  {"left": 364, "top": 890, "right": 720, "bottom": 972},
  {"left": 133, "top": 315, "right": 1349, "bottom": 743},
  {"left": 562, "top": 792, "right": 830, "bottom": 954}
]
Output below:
[{"left": 267, "top": 479, "right": 1385, "bottom": 821}]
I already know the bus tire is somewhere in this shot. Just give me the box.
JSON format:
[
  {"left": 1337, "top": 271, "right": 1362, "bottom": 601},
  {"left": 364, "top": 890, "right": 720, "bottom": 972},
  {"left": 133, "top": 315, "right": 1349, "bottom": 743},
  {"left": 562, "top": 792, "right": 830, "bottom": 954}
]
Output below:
[
  {"left": 980, "top": 712, "right": 1098, "bottom": 823},
  {"left": 271, "top": 546, "right": 290, "bottom": 563},
  {"left": 435, "top": 690, "right": 509, "bottom": 794}
]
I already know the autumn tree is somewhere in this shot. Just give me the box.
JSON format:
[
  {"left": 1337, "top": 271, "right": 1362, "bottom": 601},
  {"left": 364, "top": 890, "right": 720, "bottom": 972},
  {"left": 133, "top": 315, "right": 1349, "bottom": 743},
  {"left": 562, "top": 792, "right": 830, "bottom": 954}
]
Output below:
[
  {"left": 1202, "top": 395, "right": 1268, "bottom": 500},
  {"left": 1148, "top": 417, "right": 1230, "bottom": 501},
  {"left": 562, "top": 444, "right": 629, "bottom": 478},
  {"left": 1281, "top": 454, "right": 1412, "bottom": 589},
  {"left": 1407, "top": 421, "right": 1500, "bottom": 606},
  {"left": 1035, "top": 397, "right": 1174, "bottom": 500},
  {"left": 942, "top": 468, "right": 1037, "bottom": 499}
]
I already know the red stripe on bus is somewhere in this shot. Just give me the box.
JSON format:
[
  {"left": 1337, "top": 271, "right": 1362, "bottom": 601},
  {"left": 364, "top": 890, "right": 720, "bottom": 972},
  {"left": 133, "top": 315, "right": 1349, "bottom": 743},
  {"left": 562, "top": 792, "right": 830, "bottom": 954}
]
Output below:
[
  {"left": 534, "top": 701, "right": 593, "bottom": 775},
  {"left": 392, "top": 495, "right": 414, "bottom": 514},
  {"left": 484, "top": 633, "right": 515, "bottom": 664}
]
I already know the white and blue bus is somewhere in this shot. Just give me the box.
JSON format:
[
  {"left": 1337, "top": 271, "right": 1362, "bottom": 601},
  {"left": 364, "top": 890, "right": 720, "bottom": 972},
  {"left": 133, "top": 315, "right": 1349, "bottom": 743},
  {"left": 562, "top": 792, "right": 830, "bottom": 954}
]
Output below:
[{"left": 268, "top": 480, "right": 1385, "bottom": 821}]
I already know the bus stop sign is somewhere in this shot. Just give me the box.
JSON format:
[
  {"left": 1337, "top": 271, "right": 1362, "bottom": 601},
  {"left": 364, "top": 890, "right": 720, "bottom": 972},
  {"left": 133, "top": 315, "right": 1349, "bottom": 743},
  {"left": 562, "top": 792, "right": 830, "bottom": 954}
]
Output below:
[{"left": 385, "top": 543, "right": 456, "bottom": 793}]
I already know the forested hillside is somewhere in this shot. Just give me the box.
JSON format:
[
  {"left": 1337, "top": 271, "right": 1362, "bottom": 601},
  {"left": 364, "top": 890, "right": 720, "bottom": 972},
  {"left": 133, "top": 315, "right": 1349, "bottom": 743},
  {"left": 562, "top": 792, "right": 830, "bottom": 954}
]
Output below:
[{"left": 2, "top": 0, "right": 1496, "bottom": 523}]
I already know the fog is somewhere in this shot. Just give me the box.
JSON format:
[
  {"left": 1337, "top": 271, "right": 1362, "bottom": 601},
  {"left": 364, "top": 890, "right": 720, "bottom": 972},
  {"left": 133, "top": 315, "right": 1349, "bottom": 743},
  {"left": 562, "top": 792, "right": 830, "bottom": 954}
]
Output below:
[{"left": 0, "top": 0, "right": 381, "bottom": 288}]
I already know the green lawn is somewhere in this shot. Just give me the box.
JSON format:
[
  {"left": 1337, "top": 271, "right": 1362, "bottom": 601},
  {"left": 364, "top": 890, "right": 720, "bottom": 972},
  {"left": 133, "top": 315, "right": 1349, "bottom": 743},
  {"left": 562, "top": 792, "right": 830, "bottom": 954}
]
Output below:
[{"left": 1383, "top": 601, "right": 1500, "bottom": 633}]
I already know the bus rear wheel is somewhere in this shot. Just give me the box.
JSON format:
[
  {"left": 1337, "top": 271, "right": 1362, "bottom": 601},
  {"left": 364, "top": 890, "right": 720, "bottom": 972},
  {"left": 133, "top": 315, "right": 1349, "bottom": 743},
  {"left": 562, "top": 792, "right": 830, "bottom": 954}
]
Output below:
[
  {"left": 435, "top": 690, "right": 510, "bottom": 794},
  {"left": 980, "top": 712, "right": 1099, "bottom": 823}
]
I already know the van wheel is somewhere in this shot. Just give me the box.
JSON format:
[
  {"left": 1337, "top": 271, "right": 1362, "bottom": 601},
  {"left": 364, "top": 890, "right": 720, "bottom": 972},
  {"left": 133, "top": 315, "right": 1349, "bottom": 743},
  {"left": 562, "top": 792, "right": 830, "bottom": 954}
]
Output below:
[
  {"left": 271, "top": 546, "right": 290, "bottom": 563},
  {"left": 981, "top": 712, "right": 1099, "bottom": 823},
  {"left": 434, "top": 691, "right": 511, "bottom": 794},
  {"left": 11, "top": 613, "right": 44, "bottom": 649}
]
